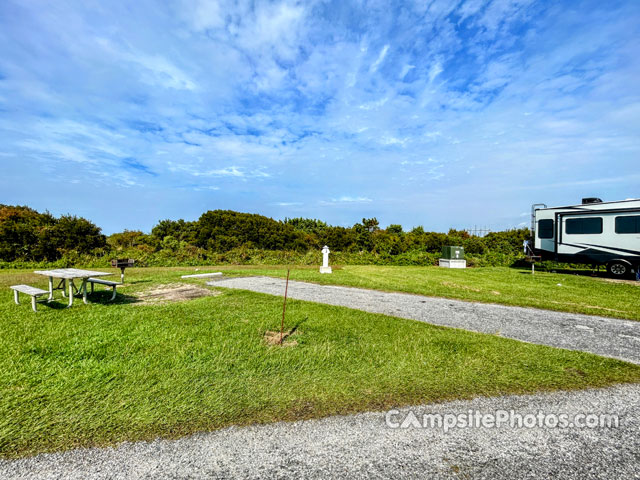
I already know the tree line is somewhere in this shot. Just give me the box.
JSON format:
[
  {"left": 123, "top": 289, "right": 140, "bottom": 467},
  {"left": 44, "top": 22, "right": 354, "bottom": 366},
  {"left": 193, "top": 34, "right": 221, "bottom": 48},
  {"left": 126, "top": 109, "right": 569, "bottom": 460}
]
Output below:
[
  {"left": 0, "top": 204, "right": 529, "bottom": 264},
  {"left": 0, "top": 205, "right": 106, "bottom": 262}
]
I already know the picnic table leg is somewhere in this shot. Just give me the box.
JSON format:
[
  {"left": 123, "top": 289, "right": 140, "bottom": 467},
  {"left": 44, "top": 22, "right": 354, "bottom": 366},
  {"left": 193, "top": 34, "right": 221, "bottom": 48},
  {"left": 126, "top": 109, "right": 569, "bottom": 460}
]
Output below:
[
  {"left": 47, "top": 276, "right": 54, "bottom": 302},
  {"left": 81, "top": 279, "right": 88, "bottom": 304},
  {"left": 14, "top": 290, "right": 20, "bottom": 305},
  {"left": 31, "top": 296, "right": 38, "bottom": 313},
  {"left": 68, "top": 280, "right": 74, "bottom": 307},
  {"left": 61, "top": 279, "right": 67, "bottom": 298}
]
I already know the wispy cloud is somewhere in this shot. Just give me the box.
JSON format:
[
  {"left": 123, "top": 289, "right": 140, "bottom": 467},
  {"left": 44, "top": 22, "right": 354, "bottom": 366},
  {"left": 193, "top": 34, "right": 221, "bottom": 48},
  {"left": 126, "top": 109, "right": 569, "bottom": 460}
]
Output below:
[
  {"left": 370, "top": 44, "right": 390, "bottom": 72},
  {"left": 200, "top": 166, "right": 245, "bottom": 178},
  {"left": 321, "top": 196, "right": 373, "bottom": 205}
]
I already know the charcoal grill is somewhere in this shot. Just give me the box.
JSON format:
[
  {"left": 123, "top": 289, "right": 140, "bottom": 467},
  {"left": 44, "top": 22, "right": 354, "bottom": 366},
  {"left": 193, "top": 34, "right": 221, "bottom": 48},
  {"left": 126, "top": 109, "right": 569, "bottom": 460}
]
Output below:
[{"left": 111, "top": 258, "right": 135, "bottom": 283}]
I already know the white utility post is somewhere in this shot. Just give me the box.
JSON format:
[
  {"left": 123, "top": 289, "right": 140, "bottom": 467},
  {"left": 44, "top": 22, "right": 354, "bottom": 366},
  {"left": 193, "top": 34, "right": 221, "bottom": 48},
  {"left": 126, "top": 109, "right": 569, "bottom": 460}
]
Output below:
[{"left": 320, "top": 245, "right": 332, "bottom": 274}]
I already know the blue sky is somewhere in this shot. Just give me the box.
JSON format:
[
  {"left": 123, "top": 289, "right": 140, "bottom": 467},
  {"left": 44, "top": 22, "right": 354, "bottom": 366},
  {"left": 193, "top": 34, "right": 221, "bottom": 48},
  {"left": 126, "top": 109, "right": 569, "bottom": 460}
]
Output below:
[{"left": 1, "top": 0, "right": 639, "bottom": 234}]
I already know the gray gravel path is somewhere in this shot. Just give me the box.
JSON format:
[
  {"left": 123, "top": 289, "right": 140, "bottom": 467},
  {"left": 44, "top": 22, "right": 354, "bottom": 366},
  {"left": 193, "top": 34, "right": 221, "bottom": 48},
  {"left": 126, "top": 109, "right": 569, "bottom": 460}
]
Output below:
[
  {"left": 2, "top": 384, "right": 638, "bottom": 479},
  {"left": 210, "top": 276, "right": 640, "bottom": 364}
]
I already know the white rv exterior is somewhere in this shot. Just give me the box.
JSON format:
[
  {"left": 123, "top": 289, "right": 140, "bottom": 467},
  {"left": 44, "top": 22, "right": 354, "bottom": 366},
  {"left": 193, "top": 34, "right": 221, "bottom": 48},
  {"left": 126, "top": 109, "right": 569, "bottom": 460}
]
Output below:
[{"left": 532, "top": 198, "right": 640, "bottom": 278}]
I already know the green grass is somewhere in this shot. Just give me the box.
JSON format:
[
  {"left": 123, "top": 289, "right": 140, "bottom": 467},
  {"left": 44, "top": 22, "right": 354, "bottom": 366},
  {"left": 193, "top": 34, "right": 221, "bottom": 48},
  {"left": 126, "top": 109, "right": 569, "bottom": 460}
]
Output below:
[
  {"left": 213, "top": 265, "right": 640, "bottom": 321},
  {"left": 1, "top": 267, "right": 639, "bottom": 458}
]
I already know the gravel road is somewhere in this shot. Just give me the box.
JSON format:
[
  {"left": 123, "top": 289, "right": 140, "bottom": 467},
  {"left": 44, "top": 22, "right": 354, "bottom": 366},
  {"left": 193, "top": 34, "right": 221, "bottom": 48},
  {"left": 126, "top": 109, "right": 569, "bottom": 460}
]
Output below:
[
  {"left": 210, "top": 276, "right": 640, "bottom": 364},
  {"left": 2, "top": 384, "right": 638, "bottom": 479}
]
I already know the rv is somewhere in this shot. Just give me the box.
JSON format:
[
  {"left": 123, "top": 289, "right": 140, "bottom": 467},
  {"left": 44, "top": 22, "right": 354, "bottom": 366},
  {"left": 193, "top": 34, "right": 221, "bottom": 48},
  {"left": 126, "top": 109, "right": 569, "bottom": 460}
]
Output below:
[{"left": 531, "top": 198, "right": 640, "bottom": 278}]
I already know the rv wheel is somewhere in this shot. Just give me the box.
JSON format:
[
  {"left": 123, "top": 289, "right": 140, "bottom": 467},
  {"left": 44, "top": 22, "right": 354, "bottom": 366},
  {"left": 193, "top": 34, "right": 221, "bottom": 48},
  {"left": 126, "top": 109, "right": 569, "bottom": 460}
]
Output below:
[{"left": 607, "top": 261, "right": 629, "bottom": 278}]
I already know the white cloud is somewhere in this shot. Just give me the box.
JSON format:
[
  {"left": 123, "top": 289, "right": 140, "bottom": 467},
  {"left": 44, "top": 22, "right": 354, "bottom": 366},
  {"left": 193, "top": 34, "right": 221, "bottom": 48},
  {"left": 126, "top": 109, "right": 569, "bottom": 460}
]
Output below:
[
  {"left": 94, "top": 37, "right": 196, "bottom": 90},
  {"left": 187, "top": 0, "right": 225, "bottom": 31},
  {"left": 428, "top": 61, "right": 443, "bottom": 83},
  {"left": 197, "top": 166, "right": 244, "bottom": 177},
  {"left": 400, "top": 64, "right": 415, "bottom": 79},
  {"left": 129, "top": 53, "right": 196, "bottom": 91},
  {"left": 359, "top": 97, "right": 389, "bottom": 110},
  {"left": 380, "top": 136, "right": 407, "bottom": 146},
  {"left": 171, "top": 164, "right": 272, "bottom": 179},
  {"left": 248, "top": 2, "right": 306, "bottom": 55},
  {"left": 369, "top": 44, "right": 390, "bottom": 72},
  {"left": 322, "top": 196, "right": 373, "bottom": 205},
  {"left": 458, "top": 0, "right": 488, "bottom": 22}
]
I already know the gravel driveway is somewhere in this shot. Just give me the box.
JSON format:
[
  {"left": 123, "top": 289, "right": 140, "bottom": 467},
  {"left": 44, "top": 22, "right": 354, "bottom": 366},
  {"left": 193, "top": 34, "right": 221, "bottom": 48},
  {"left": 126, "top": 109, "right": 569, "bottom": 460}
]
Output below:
[
  {"left": 2, "top": 384, "right": 638, "bottom": 479},
  {"left": 210, "top": 277, "right": 640, "bottom": 364}
]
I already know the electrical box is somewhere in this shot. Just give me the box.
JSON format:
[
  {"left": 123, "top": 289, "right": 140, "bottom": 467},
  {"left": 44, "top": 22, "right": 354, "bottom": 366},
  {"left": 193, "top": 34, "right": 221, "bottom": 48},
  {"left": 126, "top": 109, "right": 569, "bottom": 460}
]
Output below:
[{"left": 441, "top": 246, "right": 464, "bottom": 260}]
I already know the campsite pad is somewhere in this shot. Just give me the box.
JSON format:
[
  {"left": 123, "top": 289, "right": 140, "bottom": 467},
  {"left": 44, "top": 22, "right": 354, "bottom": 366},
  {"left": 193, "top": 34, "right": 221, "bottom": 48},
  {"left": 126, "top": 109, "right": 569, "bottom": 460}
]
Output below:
[{"left": 133, "top": 283, "right": 220, "bottom": 304}]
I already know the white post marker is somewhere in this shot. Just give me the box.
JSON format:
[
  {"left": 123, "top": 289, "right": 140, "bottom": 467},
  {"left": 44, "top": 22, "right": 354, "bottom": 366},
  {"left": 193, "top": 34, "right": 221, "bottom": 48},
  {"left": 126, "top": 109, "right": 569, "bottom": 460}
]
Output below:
[{"left": 320, "top": 245, "right": 332, "bottom": 274}]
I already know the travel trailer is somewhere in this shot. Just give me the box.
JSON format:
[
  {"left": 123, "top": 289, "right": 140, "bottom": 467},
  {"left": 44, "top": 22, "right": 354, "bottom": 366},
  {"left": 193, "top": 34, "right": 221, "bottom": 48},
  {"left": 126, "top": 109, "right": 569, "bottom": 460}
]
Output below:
[{"left": 531, "top": 198, "right": 640, "bottom": 278}]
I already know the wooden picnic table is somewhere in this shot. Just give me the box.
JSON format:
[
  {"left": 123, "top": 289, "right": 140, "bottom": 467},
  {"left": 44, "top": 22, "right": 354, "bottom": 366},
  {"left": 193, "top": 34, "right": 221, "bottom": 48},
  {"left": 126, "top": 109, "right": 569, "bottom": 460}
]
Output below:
[{"left": 33, "top": 268, "right": 113, "bottom": 307}]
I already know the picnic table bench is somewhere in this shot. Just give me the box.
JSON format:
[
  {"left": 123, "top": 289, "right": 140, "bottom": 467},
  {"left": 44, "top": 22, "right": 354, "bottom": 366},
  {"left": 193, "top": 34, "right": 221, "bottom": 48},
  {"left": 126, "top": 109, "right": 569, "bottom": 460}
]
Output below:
[
  {"left": 10, "top": 285, "right": 49, "bottom": 312},
  {"left": 87, "top": 277, "right": 119, "bottom": 301}
]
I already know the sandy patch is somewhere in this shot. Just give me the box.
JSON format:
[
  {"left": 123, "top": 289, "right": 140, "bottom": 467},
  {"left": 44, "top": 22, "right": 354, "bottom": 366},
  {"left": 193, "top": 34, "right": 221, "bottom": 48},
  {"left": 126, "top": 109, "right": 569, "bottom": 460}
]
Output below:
[
  {"left": 264, "top": 329, "right": 298, "bottom": 347},
  {"left": 134, "top": 283, "right": 220, "bottom": 304},
  {"left": 600, "top": 278, "right": 640, "bottom": 286},
  {"left": 547, "top": 300, "right": 627, "bottom": 314}
]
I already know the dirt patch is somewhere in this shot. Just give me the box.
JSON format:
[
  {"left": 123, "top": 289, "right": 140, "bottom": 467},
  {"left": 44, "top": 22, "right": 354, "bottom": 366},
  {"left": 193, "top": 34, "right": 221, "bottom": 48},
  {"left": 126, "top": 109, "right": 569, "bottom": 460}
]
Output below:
[
  {"left": 564, "top": 367, "right": 586, "bottom": 377},
  {"left": 134, "top": 283, "right": 220, "bottom": 304},
  {"left": 547, "top": 300, "right": 628, "bottom": 314},
  {"left": 264, "top": 329, "right": 298, "bottom": 347},
  {"left": 600, "top": 278, "right": 640, "bottom": 286}
]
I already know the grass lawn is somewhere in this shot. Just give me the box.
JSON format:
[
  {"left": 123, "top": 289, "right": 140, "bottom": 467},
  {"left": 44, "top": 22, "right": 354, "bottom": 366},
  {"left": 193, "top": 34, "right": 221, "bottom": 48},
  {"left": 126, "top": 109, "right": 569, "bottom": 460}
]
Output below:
[
  {"left": 1, "top": 267, "right": 639, "bottom": 458},
  {"left": 214, "top": 265, "right": 640, "bottom": 321}
]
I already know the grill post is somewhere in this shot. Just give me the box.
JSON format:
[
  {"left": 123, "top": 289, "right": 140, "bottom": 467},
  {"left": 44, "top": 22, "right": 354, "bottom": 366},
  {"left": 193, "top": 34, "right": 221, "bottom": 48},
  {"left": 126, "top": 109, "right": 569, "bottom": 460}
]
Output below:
[{"left": 111, "top": 259, "right": 135, "bottom": 283}]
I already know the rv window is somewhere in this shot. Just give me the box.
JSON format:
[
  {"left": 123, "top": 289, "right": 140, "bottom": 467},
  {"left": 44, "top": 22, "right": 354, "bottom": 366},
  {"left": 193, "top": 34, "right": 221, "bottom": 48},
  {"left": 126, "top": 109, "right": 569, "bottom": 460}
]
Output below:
[
  {"left": 538, "top": 219, "right": 554, "bottom": 239},
  {"left": 565, "top": 217, "right": 603, "bottom": 235},
  {"left": 615, "top": 215, "right": 640, "bottom": 234}
]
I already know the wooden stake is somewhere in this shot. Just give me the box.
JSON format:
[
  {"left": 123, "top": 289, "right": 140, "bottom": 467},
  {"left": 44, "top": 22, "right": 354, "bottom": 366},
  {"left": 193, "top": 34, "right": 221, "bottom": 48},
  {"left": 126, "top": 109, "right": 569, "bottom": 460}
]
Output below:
[{"left": 281, "top": 269, "right": 290, "bottom": 345}]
